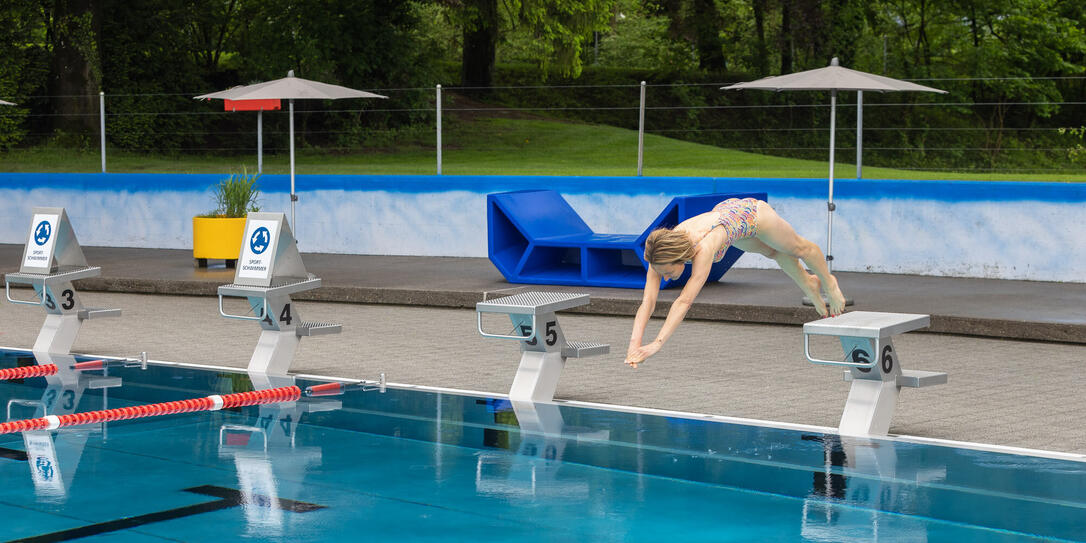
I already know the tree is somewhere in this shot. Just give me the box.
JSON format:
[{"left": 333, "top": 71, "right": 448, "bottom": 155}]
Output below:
[
  {"left": 588, "top": 0, "right": 697, "bottom": 70},
  {"left": 446, "top": 0, "right": 615, "bottom": 87},
  {"left": 44, "top": 0, "right": 102, "bottom": 138},
  {"left": 459, "top": 0, "right": 498, "bottom": 87},
  {"left": 0, "top": 1, "right": 49, "bottom": 148},
  {"left": 778, "top": 0, "right": 793, "bottom": 73},
  {"left": 649, "top": 0, "right": 728, "bottom": 72},
  {"left": 187, "top": 0, "right": 242, "bottom": 75}
]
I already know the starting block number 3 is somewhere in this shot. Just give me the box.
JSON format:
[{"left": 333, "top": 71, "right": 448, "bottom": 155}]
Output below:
[{"left": 42, "top": 289, "right": 76, "bottom": 312}]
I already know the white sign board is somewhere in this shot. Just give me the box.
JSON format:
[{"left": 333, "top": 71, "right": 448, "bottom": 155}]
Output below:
[
  {"left": 237, "top": 219, "right": 280, "bottom": 282},
  {"left": 22, "top": 213, "right": 59, "bottom": 271}
]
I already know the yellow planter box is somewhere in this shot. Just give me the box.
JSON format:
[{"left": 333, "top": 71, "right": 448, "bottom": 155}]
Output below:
[{"left": 192, "top": 217, "right": 246, "bottom": 260}]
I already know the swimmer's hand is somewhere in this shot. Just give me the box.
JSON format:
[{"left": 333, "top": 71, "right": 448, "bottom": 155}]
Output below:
[{"left": 625, "top": 340, "right": 662, "bottom": 368}]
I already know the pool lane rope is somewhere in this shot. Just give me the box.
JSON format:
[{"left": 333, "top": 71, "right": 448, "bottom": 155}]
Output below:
[
  {"left": 0, "top": 360, "right": 139, "bottom": 381},
  {"left": 0, "top": 364, "right": 58, "bottom": 381},
  {"left": 0, "top": 385, "right": 301, "bottom": 435}
]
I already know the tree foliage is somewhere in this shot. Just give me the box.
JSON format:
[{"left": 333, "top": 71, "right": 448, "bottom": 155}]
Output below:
[
  {"left": 0, "top": 0, "right": 442, "bottom": 152},
  {"left": 444, "top": 0, "right": 614, "bottom": 86},
  {"left": 0, "top": 0, "right": 1082, "bottom": 171}
]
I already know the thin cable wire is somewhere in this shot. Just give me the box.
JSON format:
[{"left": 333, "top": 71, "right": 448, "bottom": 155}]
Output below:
[
  {"left": 643, "top": 101, "right": 1086, "bottom": 111},
  {"left": 17, "top": 75, "right": 1086, "bottom": 98},
  {"left": 3, "top": 100, "right": 1084, "bottom": 119},
  {"left": 646, "top": 126, "right": 1078, "bottom": 133}
]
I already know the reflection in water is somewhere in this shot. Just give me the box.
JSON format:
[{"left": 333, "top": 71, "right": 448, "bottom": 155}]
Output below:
[
  {"left": 474, "top": 400, "right": 609, "bottom": 500},
  {"left": 11, "top": 352, "right": 122, "bottom": 503},
  {"left": 218, "top": 372, "right": 339, "bottom": 536},
  {"left": 2, "top": 349, "right": 1083, "bottom": 541},
  {"left": 801, "top": 434, "right": 945, "bottom": 542}
]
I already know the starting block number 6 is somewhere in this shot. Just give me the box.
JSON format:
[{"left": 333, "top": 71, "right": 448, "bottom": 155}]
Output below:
[{"left": 848, "top": 343, "right": 895, "bottom": 375}]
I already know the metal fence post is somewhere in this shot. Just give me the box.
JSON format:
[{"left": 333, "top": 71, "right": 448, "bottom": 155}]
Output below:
[
  {"left": 99, "top": 91, "right": 106, "bottom": 173},
  {"left": 856, "top": 90, "right": 863, "bottom": 180},
  {"left": 436, "top": 84, "right": 442, "bottom": 175},
  {"left": 637, "top": 81, "right": 646, "bottom": 177}
]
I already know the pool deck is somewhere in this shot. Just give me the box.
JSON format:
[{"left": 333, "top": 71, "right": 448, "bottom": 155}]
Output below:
[{"left": 1, "top": 244, "right": 1084, "bottom": 455}]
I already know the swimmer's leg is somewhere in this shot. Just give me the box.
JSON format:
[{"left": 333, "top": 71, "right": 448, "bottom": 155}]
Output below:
[
  {"left": 733, "top": 237, "right": 827, "bottom": 317},
  {"left": 750, "top": 201, "right": 847, "bottom": 316}
]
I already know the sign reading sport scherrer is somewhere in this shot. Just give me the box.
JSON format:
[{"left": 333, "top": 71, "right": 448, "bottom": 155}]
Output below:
[
  {"left": 237, "top": 219, "right": 280, "bottom": 282},
  {"left": 22, "top": 213, "right": 60, "bottom": 272}
]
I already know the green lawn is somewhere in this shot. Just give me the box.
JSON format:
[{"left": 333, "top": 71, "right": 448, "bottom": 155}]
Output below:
[{"left": 2, "top": 117, "right": 1083, "bottom": 182}]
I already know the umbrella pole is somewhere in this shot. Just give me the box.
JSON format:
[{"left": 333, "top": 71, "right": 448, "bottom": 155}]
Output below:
[
  {"left": 289, "top": 97, "right": 296, "bottom": 235},
  {"left": 257, "top": 109, "right": 263, "bottom": 175},
  {"left": 827, "top": 89, "right": 836, "bottom": 273}
]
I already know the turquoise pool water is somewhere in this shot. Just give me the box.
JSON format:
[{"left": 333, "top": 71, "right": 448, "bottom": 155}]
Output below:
[{"left": 0, "top": 348, "right": 1083, "bottom": 542}]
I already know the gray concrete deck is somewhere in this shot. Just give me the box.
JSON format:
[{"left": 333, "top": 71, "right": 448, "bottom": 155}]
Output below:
[
  {"left": 1, "top": 244, "right": 1084, "bottom": 455},
  {"left": 3, "top": 244, "right": 1084, "bottom": 343}
]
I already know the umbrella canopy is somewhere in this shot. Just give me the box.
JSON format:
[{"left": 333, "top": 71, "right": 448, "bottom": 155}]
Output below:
[
  {"left": 0, "top": 99, "right": 15, "bottom": 106},
  {"left": 196, "top": 71, "right": 387, "bottom": 234},
  {"left": 721, "top": 61, "right": 946, "bottom": 94},
  {"left": 722, "top": 58, "right": 945, "bottom": 276},
  {"left": 194, "top": 74, "right": 386, "bottom": 101}
]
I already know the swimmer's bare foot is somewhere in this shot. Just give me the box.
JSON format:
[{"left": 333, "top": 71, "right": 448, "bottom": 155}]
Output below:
[
  {"left": 824, "top": 275, "right": 847, "bottom": 317},
  {"left": 802, "top": 274, "right": 828, "bottom": 317}
]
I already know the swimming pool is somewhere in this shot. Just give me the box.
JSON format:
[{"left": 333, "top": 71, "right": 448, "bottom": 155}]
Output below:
[{"left": 0, "top": 347, "right": 1083, "bottom": 542}]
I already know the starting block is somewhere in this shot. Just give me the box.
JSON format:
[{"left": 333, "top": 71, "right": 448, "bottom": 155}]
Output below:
[
  {"left": 4, "top": 208, "right": 121, "bottom": 354},
  {"left": 804, "top": 311, "right": 947, "bottom": 436},
  {"left": 217, "top": 212, "right": 341, "bottom": 374},
  {"left": 476, "top": 291, "right": 609, "bottom": 402}
]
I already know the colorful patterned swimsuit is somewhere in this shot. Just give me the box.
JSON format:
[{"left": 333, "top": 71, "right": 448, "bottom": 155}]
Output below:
[{"left": 697, "top": 198, "right": 761, "bottom": 262}]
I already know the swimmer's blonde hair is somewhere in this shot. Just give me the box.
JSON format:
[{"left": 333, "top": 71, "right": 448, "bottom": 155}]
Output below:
[{"left": 644, "top": 228, "right": 695, "bottom": 265}]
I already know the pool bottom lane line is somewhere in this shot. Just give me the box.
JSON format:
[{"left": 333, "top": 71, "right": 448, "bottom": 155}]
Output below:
[{"left": 9, "top": 485, "right": 326, "bottom": 543}]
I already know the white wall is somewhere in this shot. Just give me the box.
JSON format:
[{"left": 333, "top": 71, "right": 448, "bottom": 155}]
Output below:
[{"left": 1, "top": 177, "right": 1082, "bottom": 282}]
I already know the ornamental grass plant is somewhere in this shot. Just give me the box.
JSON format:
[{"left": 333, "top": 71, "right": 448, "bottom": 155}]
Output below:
[{"left": 205, "top": 168, "right": 260, "bottom": 217}]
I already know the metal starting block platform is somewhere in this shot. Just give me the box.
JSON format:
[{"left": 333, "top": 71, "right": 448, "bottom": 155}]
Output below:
[
  {"left": 477, "top": 291, "right": 609, "bottom": 402},
  {"left": 4, "top": 208, "right": 121, "bottom": 354},
  {"left": 804, "top": 311, "right": 947, "bottom": 436},
  {"left": 217, "top": 212, "right": 341, "bottom": 375}
]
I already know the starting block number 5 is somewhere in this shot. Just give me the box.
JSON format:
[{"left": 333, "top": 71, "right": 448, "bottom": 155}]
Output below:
[{"left": 521, "top": 321, "right": 557, "bottom": 347}]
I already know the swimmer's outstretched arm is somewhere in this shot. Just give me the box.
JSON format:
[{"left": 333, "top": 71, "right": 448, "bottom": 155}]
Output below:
[
  {"left": 627, "top": 266, "right": 661, "bottom": 360},
  {"left": 626, "top": 258, "right": 711, "bottom": 368}
]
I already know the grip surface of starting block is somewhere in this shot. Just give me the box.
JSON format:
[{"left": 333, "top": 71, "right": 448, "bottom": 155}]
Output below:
[{"left": 804, "top": 311, "right": 946, "bottom": 436}]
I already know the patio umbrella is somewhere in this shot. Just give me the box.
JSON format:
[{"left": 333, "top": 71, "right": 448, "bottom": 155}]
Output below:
[
  {"left": 722, "top": 58, "right": 946, "bottom": 273},
  {"left": 195, "top": 71, "right": 387, "bottom": 232}
]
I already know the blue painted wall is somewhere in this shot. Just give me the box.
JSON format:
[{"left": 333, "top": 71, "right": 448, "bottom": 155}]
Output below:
[
  {"left": 1, "top": 173, "right": 1083, "bottom": 282},
  {"left": 3, "top": 172, "right": 1085, "bottom": 201}
]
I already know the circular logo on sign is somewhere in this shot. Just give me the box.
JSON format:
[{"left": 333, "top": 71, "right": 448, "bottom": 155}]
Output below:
[
  {"left": 249, "top": 226, "right": 271, "bottom": 254},
  {"left": 36, "top": 457, "right": 54, "bottom": 480},
  {"left": 33, "top": 221, "right": 51, "bottom": 246}
]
